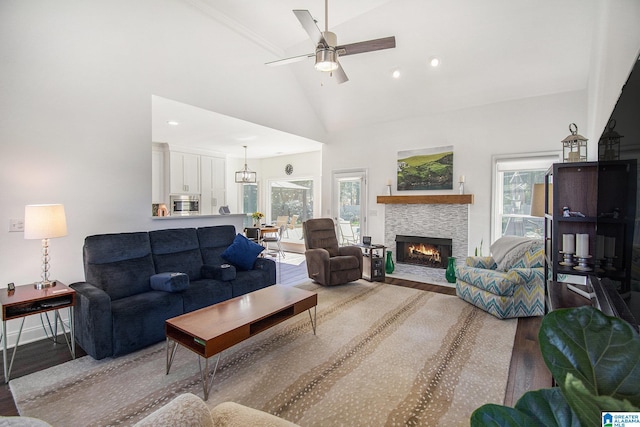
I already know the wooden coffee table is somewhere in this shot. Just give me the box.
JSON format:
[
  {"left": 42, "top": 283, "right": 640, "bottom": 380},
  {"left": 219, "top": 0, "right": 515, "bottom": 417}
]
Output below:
[{"left": 165, "top": 284, "right": 317, "bottom": 400}]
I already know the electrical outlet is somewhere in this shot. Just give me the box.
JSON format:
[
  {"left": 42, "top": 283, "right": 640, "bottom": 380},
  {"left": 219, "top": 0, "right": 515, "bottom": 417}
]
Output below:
[{"left": 9, "top": 218, "right": 24, "bottom": 232}]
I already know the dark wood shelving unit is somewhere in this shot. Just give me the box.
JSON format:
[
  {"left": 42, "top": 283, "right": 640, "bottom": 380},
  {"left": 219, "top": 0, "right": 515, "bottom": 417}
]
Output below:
[{"left": 544, "top": 160, "right": 636, "bottom": 302}]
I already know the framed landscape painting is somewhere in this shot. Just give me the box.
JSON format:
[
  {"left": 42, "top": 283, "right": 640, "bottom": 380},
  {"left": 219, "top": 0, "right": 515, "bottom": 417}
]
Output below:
[{"left": 397, "top": 146, "right": 453, "bottom": 191}]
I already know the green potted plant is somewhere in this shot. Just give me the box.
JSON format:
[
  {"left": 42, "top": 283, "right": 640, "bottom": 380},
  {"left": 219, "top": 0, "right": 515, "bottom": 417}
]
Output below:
[{"left": 471, "top": 306, "right": 640, "bottom": 427}]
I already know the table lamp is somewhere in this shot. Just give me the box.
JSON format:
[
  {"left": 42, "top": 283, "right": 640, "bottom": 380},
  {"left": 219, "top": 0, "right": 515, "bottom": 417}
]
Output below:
[
  {"left": 530, "top": 183, "right": 546, "bottom": 217},
  {"left": 24, "top": 204, "right": 68, "bottom": 289}
]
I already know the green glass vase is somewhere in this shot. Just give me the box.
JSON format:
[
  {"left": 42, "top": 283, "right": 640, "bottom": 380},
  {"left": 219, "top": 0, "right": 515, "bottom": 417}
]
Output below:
[
  {"left": 385, "top": 251, "right": 395, "bottom": 274},
  {"left": 445, "top": 257, "right": 457, "bottom": 283}
]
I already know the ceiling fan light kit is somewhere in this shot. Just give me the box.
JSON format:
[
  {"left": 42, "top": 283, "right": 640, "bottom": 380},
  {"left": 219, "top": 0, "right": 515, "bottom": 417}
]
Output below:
[
  {"left": 267, "top": 0, "right": 396, "bottom": 84},
  {"left": 315, "top": 48, "right": 339, "bottom": 72}
]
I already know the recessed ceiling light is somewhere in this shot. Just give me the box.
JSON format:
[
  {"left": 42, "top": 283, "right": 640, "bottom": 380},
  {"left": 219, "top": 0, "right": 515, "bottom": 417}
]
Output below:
[
  {"left": 429, "top": 57, "right": 440, "bottom": 67},
  {"left": 392, "top": 69, "right": 401, "bottom": 79},
  {"left": 167, "top": 120, "right": 180, "bottom": 126}
]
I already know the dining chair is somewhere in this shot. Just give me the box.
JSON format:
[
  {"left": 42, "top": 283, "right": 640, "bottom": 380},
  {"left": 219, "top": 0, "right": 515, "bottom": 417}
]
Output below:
[{"left": 262, "top": 224, "right": 286, "bottom": 258}]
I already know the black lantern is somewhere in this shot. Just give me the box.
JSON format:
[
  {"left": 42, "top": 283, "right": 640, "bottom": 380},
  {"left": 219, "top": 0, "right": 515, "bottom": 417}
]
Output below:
[
  {"left": 598, "top": 119, "right": 622, "bottom": 161},
  {"left": 562, "top": 123, "right": 588, "bottom": 162}
]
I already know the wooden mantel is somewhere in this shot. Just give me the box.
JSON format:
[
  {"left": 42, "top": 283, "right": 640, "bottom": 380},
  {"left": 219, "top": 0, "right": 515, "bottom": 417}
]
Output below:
[{"left": 377, "top": 194, "right": 474, "bottom": 204}]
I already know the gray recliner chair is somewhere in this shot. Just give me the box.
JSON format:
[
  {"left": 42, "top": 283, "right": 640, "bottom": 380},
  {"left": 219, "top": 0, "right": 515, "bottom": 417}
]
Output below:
[{"left": 303, "top": 218, "right": 363, "bottom": 286}]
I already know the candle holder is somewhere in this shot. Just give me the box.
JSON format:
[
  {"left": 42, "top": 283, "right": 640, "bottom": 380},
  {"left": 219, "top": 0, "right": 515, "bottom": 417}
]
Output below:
[
  {"left": 594, "top": 258, "right": 605, "bottom": 273},
  {"left": 604, "top": 256, "right": 616, "bottom": 271},
  {"left": 573, "top": 255, "right": 592, "bottom": 272},
  {"left": 459, "top": 181, "right": 464, "bottom": 194},
  {"left": 559, "top": 251, "right": 576, "bottom": 267}
]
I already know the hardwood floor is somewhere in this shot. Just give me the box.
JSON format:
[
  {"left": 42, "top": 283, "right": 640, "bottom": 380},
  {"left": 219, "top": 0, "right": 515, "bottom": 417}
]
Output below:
[
  {"left": 0, "top": 335, "right": 87, "bottom": 415},
  {"left": 0, "top": 274, "right": 551, "bottom": 416}
]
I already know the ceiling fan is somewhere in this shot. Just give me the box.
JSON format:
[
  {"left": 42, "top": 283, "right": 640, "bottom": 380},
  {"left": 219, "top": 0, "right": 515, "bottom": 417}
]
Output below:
[{"left": 265, "top": 0, "right": 396, "bottom": 84}]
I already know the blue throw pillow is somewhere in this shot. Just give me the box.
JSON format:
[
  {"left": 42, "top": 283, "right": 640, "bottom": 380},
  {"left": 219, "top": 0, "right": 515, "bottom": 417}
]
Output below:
[
  {"left": 150, "top": 272, "right": 189, "bottom": 292},
  {"left": 221, "top": 234, "right": 265, "bottom": 271}
]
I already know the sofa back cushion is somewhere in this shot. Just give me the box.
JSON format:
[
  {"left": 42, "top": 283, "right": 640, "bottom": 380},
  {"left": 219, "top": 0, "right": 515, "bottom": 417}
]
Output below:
[
  {"left": 509, "top": 243, "right": 544, "bottom": 269},
  {"left": 149, "top": 228, "right": 203, "bottom": 280},
  {"left": 197, "top": 225, "right": 236, "bottom": 265},
  {"left": 83, "top": 232, "right": 156, "bottom": 300},
  {"left": 490, "top": 236, "right": 544, "bottom": 271}
]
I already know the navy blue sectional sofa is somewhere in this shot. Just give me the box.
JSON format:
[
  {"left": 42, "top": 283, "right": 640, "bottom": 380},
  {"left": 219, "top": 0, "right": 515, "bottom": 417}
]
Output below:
[{"left": 71, "top": 225, "right": 276, "bottom": 360}]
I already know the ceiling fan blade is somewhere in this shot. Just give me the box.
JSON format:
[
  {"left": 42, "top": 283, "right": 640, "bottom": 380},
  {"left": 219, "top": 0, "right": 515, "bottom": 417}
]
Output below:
[
  {"left": 333, "top": 61, "right": 349, "bottom": 84},
  {"left": 336, "top": 36, "right": 396, "bottom": 56},
  {"left": 293, "top": 10, "right": 326, "bottom": 47},
  {"left": 265, "top": 52, "right": 314, "bottom": 67}
]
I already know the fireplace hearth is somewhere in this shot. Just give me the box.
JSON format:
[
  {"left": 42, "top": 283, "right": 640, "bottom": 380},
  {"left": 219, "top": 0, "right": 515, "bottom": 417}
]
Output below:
[{"left": 396, "top": 235, "right": 452, "bottom": 269}]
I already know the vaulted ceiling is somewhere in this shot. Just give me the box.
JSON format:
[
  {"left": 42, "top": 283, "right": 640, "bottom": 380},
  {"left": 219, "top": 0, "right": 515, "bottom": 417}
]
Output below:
[{"left": 154, "top": 0, "right": 599, "bottom": 157}]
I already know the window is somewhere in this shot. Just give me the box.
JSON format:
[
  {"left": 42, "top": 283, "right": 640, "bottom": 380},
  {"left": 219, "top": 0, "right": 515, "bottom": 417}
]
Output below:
[
  {"left": 492, "top": 153, "right": 560, "bottom": 242},
  {"left": 269, "top": 179, "right": 314, "bottom": 242},
  {"left": 242, "top": 183, "right": 258, "bottom": 228}
]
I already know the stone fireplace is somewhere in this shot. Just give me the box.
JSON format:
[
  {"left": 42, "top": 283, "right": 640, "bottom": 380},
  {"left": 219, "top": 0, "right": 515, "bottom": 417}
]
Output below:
[
  {"left": 396, "top": 235, "right": 452, "bottom": 269},
  {"left": 380, "top": 195, "right": 471, "bottom": 285}
]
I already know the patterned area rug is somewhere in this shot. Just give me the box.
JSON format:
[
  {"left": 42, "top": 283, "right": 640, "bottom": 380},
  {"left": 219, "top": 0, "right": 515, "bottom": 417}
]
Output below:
[{"left": 10, "top": 281, "right": 517, "bottom": 426}]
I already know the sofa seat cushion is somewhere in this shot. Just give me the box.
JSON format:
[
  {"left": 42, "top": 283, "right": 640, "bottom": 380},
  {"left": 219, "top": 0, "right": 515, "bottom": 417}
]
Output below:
[
  {"left": 230, "top": 270, "right": 273, "bottom": 297},
  {"left": 329, "top": 255, "right": 360, "bottom": 271},
  {"left": 111, "top": 291, "right": 183, "bottom": 357},
  {"left": 150, "top": 272, "right": 189, "bottom": 292},
  {"left": 182, "top": 280, "right": 233, "bottom": 313},
  {"left": 222, "top": 234, "right": 265, "bottom": 271},
  {"left": 456, "top": 279, "right": 545, "bottom": 319},
  {"left": 455, "top": 267, "right": 524, "bottom": 296},
  {"left": 201, "top": 264, "right": 236, "bottom": 281}
]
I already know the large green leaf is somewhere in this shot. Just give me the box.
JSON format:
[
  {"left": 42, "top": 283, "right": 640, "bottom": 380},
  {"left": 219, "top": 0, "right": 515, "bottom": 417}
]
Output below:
[
  {"left": 515, "top": 388, "right": 581, "bottom": 427},
  {"left": 471, "top": 389, "right": 580, "bottom": 427},
  {"left": 470, "top": 403, "right": 540, "bottom": 427},
  {"left": 563, "top": 373, "right": 640, "bottom": 427},
  {"left": 539, "top": 306, "right": 640, "bottom": 407}
]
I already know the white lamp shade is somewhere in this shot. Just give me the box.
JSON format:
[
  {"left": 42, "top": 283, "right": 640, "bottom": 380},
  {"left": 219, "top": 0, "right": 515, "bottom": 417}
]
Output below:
[{"left": 24, "top": 204, "right": 68, "bottom": 239}]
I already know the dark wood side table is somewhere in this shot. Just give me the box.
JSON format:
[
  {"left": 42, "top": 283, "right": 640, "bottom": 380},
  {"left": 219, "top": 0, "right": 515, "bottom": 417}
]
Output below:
[
  {"left": 356, "top": 244, "right": 386, "bottom": 282},
  {"left": 0, "top": 281, "right": 76, "bottom": 382}
]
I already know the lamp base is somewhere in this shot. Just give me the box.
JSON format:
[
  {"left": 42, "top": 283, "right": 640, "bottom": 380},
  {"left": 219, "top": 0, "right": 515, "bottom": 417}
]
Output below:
[{"left": 34, "top": 280, "right": 56, "bottom": 290}]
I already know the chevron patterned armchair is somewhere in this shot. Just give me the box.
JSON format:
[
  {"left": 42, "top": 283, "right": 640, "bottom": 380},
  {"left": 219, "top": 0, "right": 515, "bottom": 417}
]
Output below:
[{"left": 455, "top": 236, "right": 545, "bottom": 319}]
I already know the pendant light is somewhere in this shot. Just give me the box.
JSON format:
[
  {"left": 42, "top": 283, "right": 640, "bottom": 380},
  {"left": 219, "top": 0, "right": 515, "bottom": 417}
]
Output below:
[{"left": 235, "top": 145, "right": 257, "bottom": 183}]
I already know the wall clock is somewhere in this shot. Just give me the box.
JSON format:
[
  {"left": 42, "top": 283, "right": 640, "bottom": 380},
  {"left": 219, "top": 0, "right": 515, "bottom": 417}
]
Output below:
[{"left": 285, "top": 164, "right": 293, "bottom": 175}]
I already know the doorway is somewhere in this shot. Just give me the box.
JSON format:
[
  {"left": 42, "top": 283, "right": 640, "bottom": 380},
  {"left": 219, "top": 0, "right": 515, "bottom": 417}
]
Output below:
[{"left": 332, "top": 170, "right": 367, "bottom": 246}]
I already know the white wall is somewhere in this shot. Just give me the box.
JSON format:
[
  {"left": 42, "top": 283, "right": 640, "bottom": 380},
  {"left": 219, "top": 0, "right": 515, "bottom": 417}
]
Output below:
[
  {"left": 323, "top": 90, "right": 587, "bottom": 252},
  {"left": 0, "top": 0, "right": 326, "bottom": 345}
]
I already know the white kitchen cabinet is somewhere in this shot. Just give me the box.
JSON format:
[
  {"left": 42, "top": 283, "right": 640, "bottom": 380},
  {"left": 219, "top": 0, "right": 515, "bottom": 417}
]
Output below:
[
  {"left": 169, "top": 151, "right": 200, "bottom": 195},
  {"left": 200, "top": 155, "right": 226, "bottom": 215}
]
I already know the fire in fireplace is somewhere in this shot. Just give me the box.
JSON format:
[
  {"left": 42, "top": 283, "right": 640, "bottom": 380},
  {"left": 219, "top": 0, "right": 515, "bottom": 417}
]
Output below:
[{"left": 395, "top": 235, "right": 452, "bottom": 269}]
